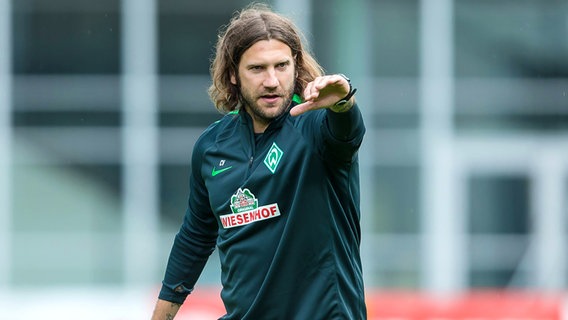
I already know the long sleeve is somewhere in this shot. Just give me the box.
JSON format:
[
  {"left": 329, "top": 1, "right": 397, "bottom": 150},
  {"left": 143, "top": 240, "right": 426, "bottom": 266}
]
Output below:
[
  {"left": 158, "top": 141, "right": 218, "bottom": 304},
  {"left": 326, "top": 103, "right": 365, "bottom": 142},
  {"left": 321, "top": 103, "right": 366, "bottom": 163}
]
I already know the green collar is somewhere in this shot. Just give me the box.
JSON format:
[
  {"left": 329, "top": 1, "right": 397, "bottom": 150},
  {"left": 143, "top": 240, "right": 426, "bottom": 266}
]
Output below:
[{"left": 292, "top": 94, "right": 303, "bottom": 104}]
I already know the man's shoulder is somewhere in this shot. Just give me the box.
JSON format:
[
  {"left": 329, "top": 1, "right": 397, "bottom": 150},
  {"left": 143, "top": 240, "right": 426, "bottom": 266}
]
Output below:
[{"left": 195, "top": 111, "right": 240, "bottom": 147}]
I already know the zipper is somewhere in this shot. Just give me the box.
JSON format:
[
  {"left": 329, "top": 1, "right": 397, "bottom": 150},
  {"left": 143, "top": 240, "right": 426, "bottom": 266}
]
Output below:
[
  {"left": 245, "top": 119, "right": 256, "bottom": 177},
  {"left": 242, "top": 108, "right": 281, "bottom": 177}
]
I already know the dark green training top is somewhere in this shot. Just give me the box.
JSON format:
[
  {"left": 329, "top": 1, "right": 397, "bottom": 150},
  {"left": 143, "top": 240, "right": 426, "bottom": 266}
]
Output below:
[{"left": 159, "top": 96, "right": 367, "bottom": 319}]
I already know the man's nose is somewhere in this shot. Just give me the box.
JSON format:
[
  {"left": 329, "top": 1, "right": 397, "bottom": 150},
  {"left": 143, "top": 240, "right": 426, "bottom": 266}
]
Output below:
[{"left": 263, "top": 69, "right": 279, "bottom": 88}]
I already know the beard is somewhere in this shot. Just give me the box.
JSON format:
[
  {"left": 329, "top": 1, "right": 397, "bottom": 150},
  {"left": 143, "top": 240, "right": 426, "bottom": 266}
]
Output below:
[{"left": 239, "top": 80, "right": 295, "bottom": 128}]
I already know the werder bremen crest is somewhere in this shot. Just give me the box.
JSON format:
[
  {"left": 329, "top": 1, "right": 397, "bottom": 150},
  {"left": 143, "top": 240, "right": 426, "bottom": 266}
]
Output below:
[
  {"left": 263, "top": 142, "right": 284, "bottom": 174},
  {"left": 230, "top": 188, "right": 258, "bottom": 213}
]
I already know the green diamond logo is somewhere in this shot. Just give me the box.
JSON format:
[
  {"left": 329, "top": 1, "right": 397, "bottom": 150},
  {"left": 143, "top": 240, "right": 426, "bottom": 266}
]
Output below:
[{"left": 263, "top": 142, "right": 283, "bottom": 174}]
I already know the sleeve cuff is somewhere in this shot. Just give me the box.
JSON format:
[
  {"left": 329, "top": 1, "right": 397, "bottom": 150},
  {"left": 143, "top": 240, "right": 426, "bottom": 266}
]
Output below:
[{"left": 158, "top": 283, "right": 192, "bottom": 305}]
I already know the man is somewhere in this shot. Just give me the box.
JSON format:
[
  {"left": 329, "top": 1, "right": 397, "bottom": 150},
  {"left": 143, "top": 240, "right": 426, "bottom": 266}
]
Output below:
[{"left": 152, "top": 4, "right": 366, "bottom": 319}]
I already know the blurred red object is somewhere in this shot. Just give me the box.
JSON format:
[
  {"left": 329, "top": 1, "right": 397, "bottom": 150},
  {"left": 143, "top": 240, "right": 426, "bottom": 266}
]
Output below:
[
  {"left": 172, "top": 288, "right": 564, "bottom": 320},
  {"left": 366, "top": 290, "right": 563, "bottom": 320}
]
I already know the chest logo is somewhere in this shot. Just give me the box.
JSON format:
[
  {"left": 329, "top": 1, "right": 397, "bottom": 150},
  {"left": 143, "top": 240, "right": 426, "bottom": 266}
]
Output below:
[
  {"left": 212, "top": 166, "right": 233, "bottom": 177},
  {"left": 230, "top": 188, "right": 258, "bottom": 213},
  {"left": 221, "top": 188, "right": 281, "bottom": 229},
  {"left": 263, "top": 142, "right": 284, "bottom": 174}
]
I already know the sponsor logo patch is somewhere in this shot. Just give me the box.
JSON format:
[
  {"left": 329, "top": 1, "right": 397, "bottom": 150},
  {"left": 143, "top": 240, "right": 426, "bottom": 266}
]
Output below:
[
  {"left": 222, "top": 188, "right": 280, "bottom": 229},
  {"left": 230, "top": 188, "right": 258, "bottom": 213},
  {"left": 220, "top": 203, "right": 281, "bottom": 229}
]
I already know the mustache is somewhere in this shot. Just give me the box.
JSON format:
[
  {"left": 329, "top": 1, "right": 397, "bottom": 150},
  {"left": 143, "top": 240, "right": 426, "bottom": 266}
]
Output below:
[{"left": 259, "top": 90, "right": 283, "bottom": 96}]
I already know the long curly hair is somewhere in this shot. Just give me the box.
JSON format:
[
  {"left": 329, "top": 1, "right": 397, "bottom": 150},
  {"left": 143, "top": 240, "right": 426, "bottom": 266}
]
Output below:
[{"left": 208, "top": 3, "right": 324, "bottom": 113}]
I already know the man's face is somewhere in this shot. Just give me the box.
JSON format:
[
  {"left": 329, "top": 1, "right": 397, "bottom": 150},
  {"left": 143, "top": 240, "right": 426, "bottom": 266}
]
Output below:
[{"left": 231, "top": 39, "right": 296, "bottom": 132}]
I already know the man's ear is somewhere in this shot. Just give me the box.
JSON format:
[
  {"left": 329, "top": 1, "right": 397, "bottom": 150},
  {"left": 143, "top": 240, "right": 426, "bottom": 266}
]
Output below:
[{"left": 230, "top": 72, "right": 237, "bottom": 85}]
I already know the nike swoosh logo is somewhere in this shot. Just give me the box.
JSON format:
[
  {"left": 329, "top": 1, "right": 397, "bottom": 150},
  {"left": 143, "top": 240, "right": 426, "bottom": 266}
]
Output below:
[{"left": 211, "top": 166, "right": 233, "bottom": 177}]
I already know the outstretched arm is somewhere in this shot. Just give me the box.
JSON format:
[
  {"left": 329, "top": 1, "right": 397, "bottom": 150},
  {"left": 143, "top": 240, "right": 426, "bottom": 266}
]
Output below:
[{"left": 151, "top": 299, "right": 182, "bottom": 320}]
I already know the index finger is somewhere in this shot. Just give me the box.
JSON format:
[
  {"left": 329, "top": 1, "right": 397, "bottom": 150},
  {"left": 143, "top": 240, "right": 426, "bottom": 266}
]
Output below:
[{"left": 289, "top": 100, "right": 318, "bottom": 117}]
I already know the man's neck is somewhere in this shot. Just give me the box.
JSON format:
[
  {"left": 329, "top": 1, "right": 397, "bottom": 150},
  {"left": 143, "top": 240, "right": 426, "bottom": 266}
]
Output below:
[
  {"left": 244, "top": 107, "right": 271, "bottom": 134},
  {"left": 253, "top": 121, "right": 269, "bottom": 134}
]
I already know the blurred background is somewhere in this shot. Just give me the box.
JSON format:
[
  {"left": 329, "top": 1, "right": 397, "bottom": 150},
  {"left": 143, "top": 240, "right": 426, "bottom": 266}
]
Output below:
[{"left": 0, "top": 0, "right": 567, "bottom": 318}]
